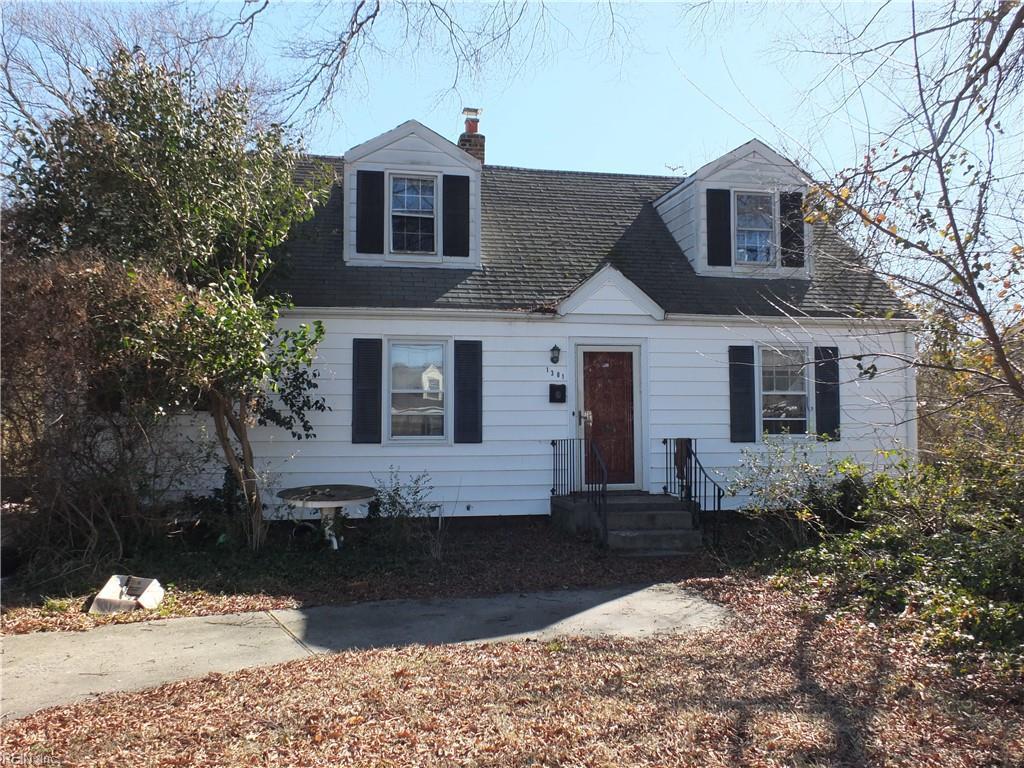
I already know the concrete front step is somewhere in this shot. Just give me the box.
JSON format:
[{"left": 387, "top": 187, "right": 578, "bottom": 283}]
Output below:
[
  {"left": 552, "top": 493, "right": 704, "bottom": 554},
  {"left": 607, "top": 509, "right": 696, "bottom": 531},
  {"left": 607, "top": 528, "right": 703, "bottom": 553},
  {"left": 613, "top": 549, "right": 700, "bottom": 558},
  {"left": 606, "top": 498, "right": 693, "bottom": 513}
]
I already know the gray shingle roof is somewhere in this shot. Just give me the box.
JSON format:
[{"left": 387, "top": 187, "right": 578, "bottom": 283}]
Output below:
[{"left": 274, "top": 158, "right": 907, "bottom": 318}]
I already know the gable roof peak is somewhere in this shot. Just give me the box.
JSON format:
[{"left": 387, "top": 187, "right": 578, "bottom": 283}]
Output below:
[
  {"left": 653, "top": 138, "right": 812, "bottom": 209},
  {"left": 557, "top": 263, "right": 665, "bottom": 320},
  {"left": 685, "top": 137, "right": 811, "bottom": 185},
  {"left": 343, "top": 118, "right": 481, "bottom": 169},
  {"left": 692, "top": 137, "right": 811, "bottom": 181}
]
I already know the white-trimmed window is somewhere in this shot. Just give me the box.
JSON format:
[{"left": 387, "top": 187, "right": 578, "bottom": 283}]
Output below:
[
  {"left": 735, "top": 191, "right": 774, "bottom": 264},
  {"left": 760, "top": 347, "right": 808, "bottom": 434},
  {"left": 390, "top": 175, "right": 436, "bottom": 253},
  {"left": 388, "top": 341, "right": 446, "bottom": 438}
]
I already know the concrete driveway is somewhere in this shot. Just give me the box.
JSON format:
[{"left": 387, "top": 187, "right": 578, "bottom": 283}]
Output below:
[{"left": 1, "top": 583, "right": 727, "bottom": 719}]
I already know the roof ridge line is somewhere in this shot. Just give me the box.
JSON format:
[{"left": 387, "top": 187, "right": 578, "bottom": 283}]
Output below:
[
  {"left": 296, "top": 153, "right": 682, "bottom": 182},
  {"left": 484, "top": 164, "right": 683, "bottom": 181}
]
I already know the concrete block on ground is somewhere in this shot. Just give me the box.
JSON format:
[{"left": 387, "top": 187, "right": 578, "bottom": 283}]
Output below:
[{"left": 89, "top": 575, "right": 164, "bottom": 615}]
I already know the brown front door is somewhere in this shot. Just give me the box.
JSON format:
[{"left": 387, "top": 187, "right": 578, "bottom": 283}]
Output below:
[{"left": 582, "top": 350, "right": 635, "bottom": 485}]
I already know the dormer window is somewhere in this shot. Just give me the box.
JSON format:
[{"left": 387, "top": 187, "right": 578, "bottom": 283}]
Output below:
[
  {"left": 654, "top": 139, "right": 813, "bottom": 277},
  {"left": 343, "top": 119, "right": 482, "bottom": 268},
  {"left": 705, "top": 187, "right": 807, "bottom": 271},
  {"left": 735, "top": 192, "right": 774, "bottom": 264},
  {"left": 391, "top": 175, "right": 436, "bottom": 253}
]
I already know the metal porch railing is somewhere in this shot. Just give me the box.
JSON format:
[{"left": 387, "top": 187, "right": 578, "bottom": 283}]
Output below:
[
  {"left": 551, "top": 438, "right": 609, "bottom": 546},
  {"left": 662, "top": 438, "right": 725, "bottom": 546}
]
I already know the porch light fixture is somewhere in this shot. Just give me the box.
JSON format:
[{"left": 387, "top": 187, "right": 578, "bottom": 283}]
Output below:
[{"left": 550, "top": 345, "right": 561, "bottom": 364}]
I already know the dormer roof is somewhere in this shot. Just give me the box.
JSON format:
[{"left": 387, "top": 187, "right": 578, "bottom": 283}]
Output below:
[
  {"left": 344, "top": 119, "right": 481, "bottom": 171},
  {"left": 669, "top": 138, "right": 811, "bottom": 191},
  {"left": 277, "top": 158, "right": 908, "bottom": 319}
]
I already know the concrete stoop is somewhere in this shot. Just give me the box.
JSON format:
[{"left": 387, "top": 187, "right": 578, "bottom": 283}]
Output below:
[{"left": 551, "top": 492, "right": 702, "bottom": 555}]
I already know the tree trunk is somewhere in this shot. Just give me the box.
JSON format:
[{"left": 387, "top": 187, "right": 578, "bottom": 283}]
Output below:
[{"left": 209, "top": 393, "right": 266, "bottom": 551}]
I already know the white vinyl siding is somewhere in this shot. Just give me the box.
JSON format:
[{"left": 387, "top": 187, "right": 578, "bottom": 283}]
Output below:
[{"left": 177, "top": 306, "right": 915, "bottom": 518}]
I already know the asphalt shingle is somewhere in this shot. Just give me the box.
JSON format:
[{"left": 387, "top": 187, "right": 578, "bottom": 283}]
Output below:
[{"left": 274, "top": 158, "right": 906, "bottom": 318}]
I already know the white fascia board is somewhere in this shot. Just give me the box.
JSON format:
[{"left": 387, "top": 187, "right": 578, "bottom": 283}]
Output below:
[
  {"left": 282, "top": 304, "right": 915, "bottom": 328},
  {"left": 343, "top": 119, "right": 481, "bottom": 171},
  {"left": 282, "top": 306, "right": 553, "bottom": 321},
  {"left": 662, "top": 312, "right": 918, "bottom": 329},
  {"left": 691, "top": 138, "right": 813, "bottom": 184}
]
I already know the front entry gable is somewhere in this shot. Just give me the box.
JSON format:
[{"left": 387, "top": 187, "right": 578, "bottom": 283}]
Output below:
[{"left": 557, "top": 264, "right": 665, "bottom": 320}]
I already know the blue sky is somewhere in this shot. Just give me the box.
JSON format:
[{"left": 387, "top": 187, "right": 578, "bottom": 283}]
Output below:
[{"left": 248, "top": 2, "right": 906, "bottom": 180}]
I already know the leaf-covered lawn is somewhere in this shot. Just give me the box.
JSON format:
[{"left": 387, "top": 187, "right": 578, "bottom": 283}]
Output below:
[
  {"left": 4, "top": 576, "right": 1022, "bottom": 767},
  {"left": 1, "top": 521, "right": 717, "bottom": 634}
]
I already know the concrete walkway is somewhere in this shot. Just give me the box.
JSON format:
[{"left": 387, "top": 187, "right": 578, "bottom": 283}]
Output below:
[{"left": 1, "top": 583, "right": 727, "bottom": 719}]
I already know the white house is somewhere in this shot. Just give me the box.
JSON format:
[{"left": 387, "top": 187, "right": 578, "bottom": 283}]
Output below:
[{"left": 194, "top": 115, "right": 917, "bottom": 551}]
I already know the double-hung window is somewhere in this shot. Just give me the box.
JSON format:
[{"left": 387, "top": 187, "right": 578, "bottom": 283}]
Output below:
[
  {"left": 735, "top": 192, "right": 774, "bottom": 264},
  {"left": 389, "top": 341, "right": 445, "bottom": 438},
  {"left": 390, "top": 176, "right": 436, "bottom": 253},
  {"left": 761, "top": 347, "right": 808, "bottom": 434}
]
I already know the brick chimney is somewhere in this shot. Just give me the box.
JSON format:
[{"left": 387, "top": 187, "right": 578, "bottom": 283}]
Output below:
[{"left": 458, "top": 107, "right": 485, "bottom": 164}]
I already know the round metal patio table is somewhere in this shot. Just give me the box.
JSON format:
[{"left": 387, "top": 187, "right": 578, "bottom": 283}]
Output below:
[{"left": 277, "top": 484, "right": 376, "bottom": 550}]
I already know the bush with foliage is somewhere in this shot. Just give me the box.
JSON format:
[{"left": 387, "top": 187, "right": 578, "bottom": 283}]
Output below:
[
  {"left": 733, "top": 433, "right": 1023, "bottom": 666},
  {"left": 369, "top": 469, "right": 446, "bottom": 560},
  {"left": 728, "top": 437, "right": 870, "bottom": 552},
  {"left": 788, "top": 457, "right": 1023, "bottom": 665},
  {"left": 0, "top": 251, "right": 212, "bottom": 568},
  {"left": 3, "top": 48, "right": 332, "bottom": 555}
]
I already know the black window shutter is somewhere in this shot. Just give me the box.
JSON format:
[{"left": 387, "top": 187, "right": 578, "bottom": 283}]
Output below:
[
  {"left": 780, "top": 191, "right": 806, "bottom": 267},
  {"left": 728, "top": 346, "right": 756, "bottom": 442},
  {"left": 707, "top": 188, "right": 732, "bottom": 267},
  {"left": 355, "top": 170, "right": 385, "bottom": 255},
  {"left": 814, "top": 346, "right": 841, "bottom": 440},
  {"left": 453, "top": 340, "right": 483, "bottom": 443},
  {"left": 442, "top": 174, "right": 470, "bottom": 257},
  {"left": 351, "top": 338, "right": 382, "bottom": 444}
]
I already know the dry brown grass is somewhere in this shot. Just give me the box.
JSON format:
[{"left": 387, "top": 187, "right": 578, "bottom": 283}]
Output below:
[{"left": 4, "top": 576, "right": 1022, "bottom": 767}]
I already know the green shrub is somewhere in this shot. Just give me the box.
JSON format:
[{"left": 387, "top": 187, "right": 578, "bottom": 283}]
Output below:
[
  {"left": 731, "top": 435, "right": 1023, "bottom": 665},
  {"left": 728, "top": 437, "right": 870, "bottom": 553},
  {"left": 784, "top": 459, "right": 1023, "bottom": 666},
  {"left": 179, "top": 466, "right": 248, "bottom": 549},
  {"left": 369, "top": 468, "right": 445, "bottom": 558}
]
